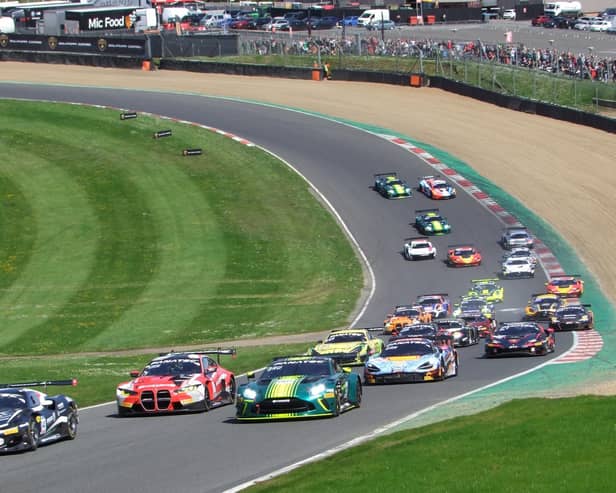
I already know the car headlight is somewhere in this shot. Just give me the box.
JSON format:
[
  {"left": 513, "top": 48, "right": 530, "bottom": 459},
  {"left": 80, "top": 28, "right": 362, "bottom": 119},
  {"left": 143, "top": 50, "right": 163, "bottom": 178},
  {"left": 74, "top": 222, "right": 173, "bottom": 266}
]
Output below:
[
  {"left": 350, "top": 345, "right": 363, "bottom": 354},
  {"left": 425, "top": 225, "right": 433, "bottom": 231},
  {"left": 366, "top": 364, "right": 381, "bottom": 372},
  {"left": 242, "top": 388, "right": 257, "bottom": 400},
  {"left": 580, "top": 315, "right": 589, "bottom": 321},
  {"left": 310, "top": 383, "right": 326, "bottom": 396},
  {"left": 117, "top": 387, "right": 137, "bottom": 396},
  {"left": 177, "top": 384, "right": 202, "bottom": 393},
  {"left": 387, "top": 189, "right": 394, "bottom": 195},
  {"left": 418, "top": 361, "right": 436, "bottom": 370}
]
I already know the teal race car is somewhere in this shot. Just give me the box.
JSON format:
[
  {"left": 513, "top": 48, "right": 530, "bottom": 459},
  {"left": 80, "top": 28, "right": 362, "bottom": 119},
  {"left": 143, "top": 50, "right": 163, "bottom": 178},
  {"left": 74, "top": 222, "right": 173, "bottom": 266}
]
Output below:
[
  {"left": 236, "top": 356, "right": 362, "bottom": 421},
  {"left": 374, "top": 172, "right": 412, "bottom": 199},
  {"left": 414, "top": 209, "right": 451, "bottom": 235}
]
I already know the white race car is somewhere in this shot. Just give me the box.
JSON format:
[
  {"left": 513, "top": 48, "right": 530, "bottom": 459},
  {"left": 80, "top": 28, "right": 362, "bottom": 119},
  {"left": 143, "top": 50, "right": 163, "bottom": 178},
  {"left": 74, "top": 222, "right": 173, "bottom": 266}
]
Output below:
[
  {"left": 503, "top": 247, "right": 538, "bottom": 266},
  {"left": 501, "top": 257, "right": 535, "bottom": 278},
  {"left": 501, "top": 227, "right": 534, "bottom": 250},
  {"left": 403, "top": 237, "right": 437, "bottom": 260}
]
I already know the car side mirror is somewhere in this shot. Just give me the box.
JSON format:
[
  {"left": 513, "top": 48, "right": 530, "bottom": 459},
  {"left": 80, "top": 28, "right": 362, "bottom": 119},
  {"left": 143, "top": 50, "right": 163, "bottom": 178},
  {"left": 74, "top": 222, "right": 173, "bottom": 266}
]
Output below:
[
  {"left": 41, "top": 398, "right": 54, "bottom": 407},
  {"left": 246, "top": 372, "right": 255, "bottom": 380},
  {"left": 130, "top": 370, "right": 140, "bottom": 378},
  {"left": 342, "top": 367, "right": 352, "bottom": 374},
  {"left": 316, "top": 340, "right": 323, "bottom": 344}
]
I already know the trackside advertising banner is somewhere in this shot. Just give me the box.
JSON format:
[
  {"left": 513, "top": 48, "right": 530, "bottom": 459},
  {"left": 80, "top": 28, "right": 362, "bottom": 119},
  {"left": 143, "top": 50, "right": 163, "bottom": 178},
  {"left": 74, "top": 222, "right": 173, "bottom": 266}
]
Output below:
[
  {"left": 64, "top": 8, "right": 137, "bottom": 32},
  {"left": 0, "top": 34, "right": 147, "bottom": 56}
]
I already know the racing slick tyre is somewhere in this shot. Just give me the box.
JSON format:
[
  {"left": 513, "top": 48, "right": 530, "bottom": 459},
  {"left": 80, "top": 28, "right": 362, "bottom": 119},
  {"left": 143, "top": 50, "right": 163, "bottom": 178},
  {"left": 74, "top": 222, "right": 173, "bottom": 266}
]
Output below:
[
  {"left": 202, "top": 388, "right": 211, "bottom": 412},
  {"left": 64, "top": 408, "right": 78, "bottom": 440},
  {"left": 331, "top": 390, "right": 342, "bottom": 417},
  {"left": 452, "top": 357, "right": 459, "bottom": 377},
  {"left": 353, "top": 382, "right": 362, "bottom": 408},
  {"left": 27, "top": 418, "right": 41, "bottom": 451},
  {"left": 225, "top": 378, "right": 236, "bottom": 405},
  {"left": 117, "top": 406, "right": 130, "bottom": 417}
]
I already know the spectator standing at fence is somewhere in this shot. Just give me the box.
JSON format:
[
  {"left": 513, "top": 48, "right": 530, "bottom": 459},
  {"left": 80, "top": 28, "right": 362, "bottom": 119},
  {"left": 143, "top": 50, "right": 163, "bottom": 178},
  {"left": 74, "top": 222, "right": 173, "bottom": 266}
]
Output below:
[{"left": 323, "top": 62, "right": 332, "bottom": 80}]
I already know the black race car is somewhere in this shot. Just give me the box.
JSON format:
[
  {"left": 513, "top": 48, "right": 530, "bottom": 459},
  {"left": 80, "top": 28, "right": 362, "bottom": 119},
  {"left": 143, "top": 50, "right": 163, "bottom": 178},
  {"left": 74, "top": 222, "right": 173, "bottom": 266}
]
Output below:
[
  {"left": 391, "top": 323, "right": 438, "bottom": 340},
  {"left": 0, "top": 379, "right": 78, "bottom": 453},
  {"left": 549, "top": 303, "right": 594, "bottom": 331},
  {"left": 435, "top": 318, "right": 480, "bottom": 347},
  {"left": 485, "top": 322, "right": 555, "bottom": 357}
]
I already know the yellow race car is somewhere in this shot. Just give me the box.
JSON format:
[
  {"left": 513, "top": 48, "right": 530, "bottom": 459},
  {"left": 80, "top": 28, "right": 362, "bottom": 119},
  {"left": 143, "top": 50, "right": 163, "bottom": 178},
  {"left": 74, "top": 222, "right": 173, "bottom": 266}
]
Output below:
[
  {"left": 310, "top": 328, "right": 384, "bottom": 365},
  {"left": 467, "top": 278, "right": 504, "bottom": 303},
  {"left": 524, "top": 293, "right": 563, "bottom": 319}
]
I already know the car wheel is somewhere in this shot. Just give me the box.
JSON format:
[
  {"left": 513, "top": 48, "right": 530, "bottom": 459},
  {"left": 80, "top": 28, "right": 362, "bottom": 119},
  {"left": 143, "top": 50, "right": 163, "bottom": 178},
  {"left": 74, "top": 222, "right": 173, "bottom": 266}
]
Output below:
[
  {"left": 27, "top": 418, "right": 41, "bottom": 451},
  {"left": 354, "top": 381, "right": 362, "bottom": 408},
  {"left": 331, "top": 390, "right": 341, "bottom": 417},
  {"left": 64, "top": 408, "right": 78, "bottom": 440},
  {"left": 117, "top": 406, "right": 130, "bottom": 417},
  {"left": 225, "top": 378, "right": 236, "bottom": 405},
  {"left": 452, "top": 356, "right": 459, "bottom": 377},
  {"left": 202, "top": 387, "right": 211, "bottom": 412}
]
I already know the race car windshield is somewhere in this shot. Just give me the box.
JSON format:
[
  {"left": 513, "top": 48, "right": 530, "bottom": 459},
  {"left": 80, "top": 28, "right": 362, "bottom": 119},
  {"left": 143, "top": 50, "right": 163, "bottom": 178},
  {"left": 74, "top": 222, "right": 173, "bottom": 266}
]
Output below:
[
  {"left": 454, "top": 248, "right": 474, "bottom": 255},
  {"left": 382, "top": 342, "right": 433, "bottom": 356},
  {"left": 418, "top": 298, "right": 441, "bottom": 306},
  {"left": 508, "top": 259, "right": 529, "bottom": 265},
  {"left": 388, "top": 180, "right": 403, "bottom": 186},
  {"left": 413, "top": 243, "right": 431, "bottom": 249},
  {"left": 0, "top": 394, "right": 27, "bottom": 409},
  {"left": 434, "top": 183, "right": 449, "bottom": 189},
  {"left": 510, "top": 233, "right": 529, "bottom": 239},
  {"left": 496, "top": 326, "right": 539, "bottom": 337},
  {"left": 398, "top": 326, "right": 436, "bottom": 338},
  {"left": 261, "top": 360, "right": 331, "bottom": 379},
  {"left": 461, "top": 300, "right": 485, "bottom": 310},
  {"left": 325, "top": 333, "right": 366, "bottom": 343},
  {"left": 395, "top": 309, "right": 420, "bottom": 317},
  {"left": 438, "top": 321, "right": 463, "bottom": 329},
  {"left": 427, "top": 216, "right": 443, "bottom": 221},
  {"left": 557, "top": 307, "right": 584, "bottom": 316},
  {"left": 475, "top": 283, "right": 495, "bottom": 291},
  {"left": 142, "top": 358, "right": 202, "bottom": 376},
  {"left": 552, "top": 279, "right": 575, "bottom": 286}
]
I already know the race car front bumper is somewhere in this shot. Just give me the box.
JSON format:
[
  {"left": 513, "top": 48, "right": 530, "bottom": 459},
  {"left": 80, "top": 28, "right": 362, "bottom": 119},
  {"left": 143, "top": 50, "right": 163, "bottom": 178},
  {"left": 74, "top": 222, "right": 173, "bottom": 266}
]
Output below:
[{"left": 364, "top": 370, "right": 441, "bottom": 384}]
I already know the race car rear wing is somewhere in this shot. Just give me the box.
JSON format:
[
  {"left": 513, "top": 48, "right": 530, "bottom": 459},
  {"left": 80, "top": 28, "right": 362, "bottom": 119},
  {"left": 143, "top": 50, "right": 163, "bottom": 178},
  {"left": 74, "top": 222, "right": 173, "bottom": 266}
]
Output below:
[
  {"left": 504, "top": 226, "right": 528, "bottom": 232},
  {"left": 160, "top": 348, "right": 237, "bottom": 363},
  {"left": 447, "top": 244, "right": 475, "bottom": 248},
  {"left": 418, "top": 175, "right": 439, "bottom": 180},
  {"left": 417, "top": 293, "right": 449, "bottom": 297},
  {"left": 404, "top": 237, "right": 429, "bottom": 242},
  {"left": 415, "top": 208, "right": 440, "bottom": 215},
  {"left": 471, "top": 278, "right": 500, "bottom": 283},
  {"left": 374, "top": 172, "right": 398, "bottom": 178},
  {"left": 353, "top": 326, "right": 387, "bottom": 332},
  {"left": 0, "top": 379, "right": 78, "bottom": 389},
  {"left": 549, "top": 274, "right": 582, "bottom": 279}
]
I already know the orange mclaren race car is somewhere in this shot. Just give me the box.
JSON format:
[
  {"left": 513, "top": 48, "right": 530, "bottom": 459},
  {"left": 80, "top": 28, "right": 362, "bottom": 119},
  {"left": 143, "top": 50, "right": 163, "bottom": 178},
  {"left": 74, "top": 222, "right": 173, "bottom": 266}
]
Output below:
[
  {"left": 417, "top": 175, "right": 457, "bottom": 200},
  {"left": 545, "top": 275, "right": 584, "bottom": 297},
  {"left": 383, "top": 305, "right": 422, "bottom": 334},
  {"left": 447, "top": 244, "right": 482, "bottom": 267}
]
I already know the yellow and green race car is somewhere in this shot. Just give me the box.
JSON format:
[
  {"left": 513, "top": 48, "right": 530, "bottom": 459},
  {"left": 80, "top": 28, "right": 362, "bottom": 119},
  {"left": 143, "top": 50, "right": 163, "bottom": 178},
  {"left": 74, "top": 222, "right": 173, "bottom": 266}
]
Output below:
[
  {"left": 310, "top": 328, "right": 384, "bottom": 365},
  {"left": 467, "top": 278, "right": 504, "bottom": 303}
]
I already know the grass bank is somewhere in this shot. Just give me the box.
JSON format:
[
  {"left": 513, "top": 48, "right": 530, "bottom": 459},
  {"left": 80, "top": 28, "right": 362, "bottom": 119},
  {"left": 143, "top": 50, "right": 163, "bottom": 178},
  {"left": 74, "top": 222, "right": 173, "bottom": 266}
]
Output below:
[
  {"left": 247, "top": 395, "right": 616, "bottom": 492},
  {"left": 0, "top": 100, "right": 362, "bottom": 355}
]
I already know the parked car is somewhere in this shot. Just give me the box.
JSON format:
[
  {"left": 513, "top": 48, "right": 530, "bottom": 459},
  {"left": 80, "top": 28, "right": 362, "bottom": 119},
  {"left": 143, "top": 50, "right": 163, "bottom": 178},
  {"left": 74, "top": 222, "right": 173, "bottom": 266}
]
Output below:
[
  {"left": 574, "top": 17, "right": 596, "bottom": 30},
  {"left": 503, "top": 9, "right": 517, "bottom": 20},
  {"left": 309, "top": 16, "right": 338, "bottom": 29},
  {"left": 366, "top": 19, "right": 396, "bottom": 30},
  {"left": 264, "top": 17, "right": 289, "bottom": 31},
  {"left": 551, "top": 15, "right": 577, "bottom": 28},
  {"left": 590, "top": 19, "right": 610, "bottom": 31},
  {"left": 532, "top": 15, "right": 553, "bottom": 26},
  {"left": 337, "top": 15, "right": 359, "bottom": 27}
]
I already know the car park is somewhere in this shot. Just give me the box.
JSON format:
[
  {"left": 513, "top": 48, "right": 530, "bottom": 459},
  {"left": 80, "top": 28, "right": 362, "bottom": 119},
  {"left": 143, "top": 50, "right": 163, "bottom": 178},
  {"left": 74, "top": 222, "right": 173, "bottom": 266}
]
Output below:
[
  {"left": 574, "top": 16, "right": 596, "bottom": 30},
  {"left": 532, "top": 15, "right": 553, "bottom": 26},
  {"left": 590, "top": 19, "right": 611, "bottom": 31}
]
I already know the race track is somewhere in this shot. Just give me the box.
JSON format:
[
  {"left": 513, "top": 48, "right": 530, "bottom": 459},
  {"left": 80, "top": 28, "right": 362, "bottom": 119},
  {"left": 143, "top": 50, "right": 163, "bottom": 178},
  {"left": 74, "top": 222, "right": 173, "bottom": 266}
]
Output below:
[{"left": 0, "top": 84, "right": 572, "bottom": 493}]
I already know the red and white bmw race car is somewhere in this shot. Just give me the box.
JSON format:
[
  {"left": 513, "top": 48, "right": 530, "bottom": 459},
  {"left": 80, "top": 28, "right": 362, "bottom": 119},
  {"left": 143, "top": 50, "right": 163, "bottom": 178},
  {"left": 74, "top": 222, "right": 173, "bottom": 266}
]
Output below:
[{"left": 116, "top": 349, "right": 236, "bottom": 416}]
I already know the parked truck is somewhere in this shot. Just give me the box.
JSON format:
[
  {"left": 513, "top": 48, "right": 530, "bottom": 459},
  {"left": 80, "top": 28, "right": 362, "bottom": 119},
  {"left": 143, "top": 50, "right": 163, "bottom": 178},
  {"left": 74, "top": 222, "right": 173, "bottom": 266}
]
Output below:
[{"left": 544, "top": 1, "right": 583, "bottom": 18}]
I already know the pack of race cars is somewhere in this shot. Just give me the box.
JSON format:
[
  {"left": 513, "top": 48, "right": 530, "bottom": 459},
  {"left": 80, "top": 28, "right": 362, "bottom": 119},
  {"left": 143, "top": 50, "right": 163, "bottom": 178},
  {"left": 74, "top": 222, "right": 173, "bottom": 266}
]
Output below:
[{"left": 1, "top": 171, "right": 594, "bottom": 449}]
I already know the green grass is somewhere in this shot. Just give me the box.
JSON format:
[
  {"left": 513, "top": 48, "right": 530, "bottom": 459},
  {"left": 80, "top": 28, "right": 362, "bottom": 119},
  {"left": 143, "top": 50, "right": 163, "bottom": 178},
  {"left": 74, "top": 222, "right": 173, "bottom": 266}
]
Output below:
[
  {"left": 195, "top": 55, "right": 616, "bottom": 114},
  {"left": 247, "top": 395, "right": 616, "bottom": 492},
  {"left": 0, "top": 100, "right": 362, "bottom": 355},
  {"left": 0, "top": 343, "right": 312, "bottom": 407}
]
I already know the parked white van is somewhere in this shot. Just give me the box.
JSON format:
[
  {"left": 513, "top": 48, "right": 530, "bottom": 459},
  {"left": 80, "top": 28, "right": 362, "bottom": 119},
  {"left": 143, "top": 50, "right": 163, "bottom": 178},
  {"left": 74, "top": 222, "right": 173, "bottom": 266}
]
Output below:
[
  {"left": 0, "top": 15, "right": 15, "bottom": 33},
  {"left": 357, "top": 9, "right": 389, "bottom": 26},
  {"left": 162, "top": 7, "right": 191, "bottom": 24}
]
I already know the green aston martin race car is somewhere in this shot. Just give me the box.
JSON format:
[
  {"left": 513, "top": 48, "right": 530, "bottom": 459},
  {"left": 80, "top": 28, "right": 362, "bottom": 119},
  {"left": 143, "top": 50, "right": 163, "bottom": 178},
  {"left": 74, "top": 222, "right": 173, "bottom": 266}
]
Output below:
[
  {"left": 414, "top": 209, "right": 451, "bottom": 235},
  {"left": 236, "top": 356, "right": 362, "bottom": 421},
  {"left": 466, "top": 278, "right": 504, "bottom": 303}
]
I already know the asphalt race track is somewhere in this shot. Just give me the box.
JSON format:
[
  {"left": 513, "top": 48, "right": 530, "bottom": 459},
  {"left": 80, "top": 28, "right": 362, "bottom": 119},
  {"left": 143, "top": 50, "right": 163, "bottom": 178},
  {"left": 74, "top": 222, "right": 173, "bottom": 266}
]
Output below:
[{"left": 0, "top": 84, "right": 572, "bottom": 493}]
